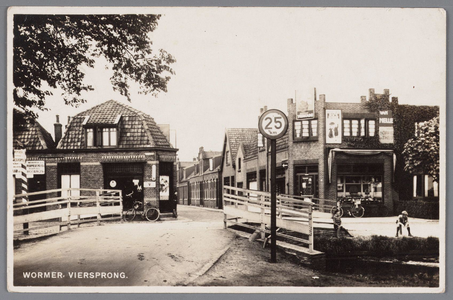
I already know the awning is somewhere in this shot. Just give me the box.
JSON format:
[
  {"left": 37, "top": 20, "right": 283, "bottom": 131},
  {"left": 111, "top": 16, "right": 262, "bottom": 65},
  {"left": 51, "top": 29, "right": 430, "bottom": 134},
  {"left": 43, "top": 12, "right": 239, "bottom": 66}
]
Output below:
[{"left": 328, "top": 148, "right": 396, "bottom": 183}]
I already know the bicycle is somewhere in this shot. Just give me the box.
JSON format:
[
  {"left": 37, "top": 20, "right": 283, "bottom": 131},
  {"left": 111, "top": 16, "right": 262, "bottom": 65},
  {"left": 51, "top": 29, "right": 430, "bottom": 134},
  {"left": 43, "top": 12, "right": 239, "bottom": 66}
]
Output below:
[
  {"left": 123, "top": 200, "right": 160, "bottom": 222},
  {"left": 331, "top": 197, "right": 365, "bottom": 218}
]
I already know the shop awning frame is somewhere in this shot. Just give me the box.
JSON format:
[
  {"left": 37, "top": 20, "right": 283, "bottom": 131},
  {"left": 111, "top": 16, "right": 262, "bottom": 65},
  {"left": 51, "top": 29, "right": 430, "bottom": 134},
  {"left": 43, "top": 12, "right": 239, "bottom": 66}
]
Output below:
[{"left": 327, "top": 148, "right": 396, "bottom": 183}]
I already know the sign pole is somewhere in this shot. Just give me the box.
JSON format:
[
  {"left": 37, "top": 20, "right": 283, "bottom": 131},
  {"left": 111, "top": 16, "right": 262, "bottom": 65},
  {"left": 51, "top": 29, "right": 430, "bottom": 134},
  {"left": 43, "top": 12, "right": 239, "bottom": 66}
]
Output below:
[
  {"left": 258, "top": 108, "right": 288, "bottom": 264},
  {"left": 270, "top": 138, "right": 277, "bottom": 263}
]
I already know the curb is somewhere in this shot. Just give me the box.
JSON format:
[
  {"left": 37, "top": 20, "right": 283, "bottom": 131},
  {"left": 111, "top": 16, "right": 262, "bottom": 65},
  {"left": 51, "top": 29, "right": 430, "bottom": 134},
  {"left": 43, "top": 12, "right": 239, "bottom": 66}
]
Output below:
[{"left": 182, "top": 238, "right": 233, "bottom": 286}]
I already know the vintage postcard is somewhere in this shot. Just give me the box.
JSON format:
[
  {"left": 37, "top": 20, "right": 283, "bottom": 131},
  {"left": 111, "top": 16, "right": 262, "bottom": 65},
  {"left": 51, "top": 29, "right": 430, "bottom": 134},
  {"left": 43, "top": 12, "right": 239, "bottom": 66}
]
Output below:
[{"left": 7, "top": 6, "right": 446, "bottom": 293}]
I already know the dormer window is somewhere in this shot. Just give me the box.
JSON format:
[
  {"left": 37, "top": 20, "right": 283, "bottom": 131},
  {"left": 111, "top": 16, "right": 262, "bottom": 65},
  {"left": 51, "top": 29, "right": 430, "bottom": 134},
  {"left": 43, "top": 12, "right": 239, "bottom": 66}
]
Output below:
[
  {"left": 85, "top": 126, "right": 119, "bottom": 148},
  {"left": 102, "top": 128, "right": 117, "bottom": 146}
]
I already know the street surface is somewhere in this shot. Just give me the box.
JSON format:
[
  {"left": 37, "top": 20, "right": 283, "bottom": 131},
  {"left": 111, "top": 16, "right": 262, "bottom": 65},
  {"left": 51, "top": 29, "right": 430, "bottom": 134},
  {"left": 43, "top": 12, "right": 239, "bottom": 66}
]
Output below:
[
  {"left": 13, "top": 206, "right": 235, "bottom": 286},
  {"left": 13, "top": 206, "right": 440, "bottom": 288}
]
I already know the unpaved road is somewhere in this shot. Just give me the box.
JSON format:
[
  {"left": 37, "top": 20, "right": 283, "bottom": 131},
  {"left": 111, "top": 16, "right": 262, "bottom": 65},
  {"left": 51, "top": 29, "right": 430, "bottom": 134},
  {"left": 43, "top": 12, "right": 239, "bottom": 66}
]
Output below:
[{"left": 13, "top": 206, "right": 235, "bottom": 286}]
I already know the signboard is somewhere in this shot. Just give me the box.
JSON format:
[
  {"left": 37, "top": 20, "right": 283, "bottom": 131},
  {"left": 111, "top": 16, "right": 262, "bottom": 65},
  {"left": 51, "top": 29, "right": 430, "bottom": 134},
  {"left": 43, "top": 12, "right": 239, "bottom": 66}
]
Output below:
[
  {"left": 144, "top": 181, "right": 156, "bottom": 188},
  {"left": 258, "top": 109, "right": 288, "bottom": 140},
  {"left": 326, "top": 110, "right": 342, "bottom": 144},
  {"left": 379, "top": 110, "right": 394, "bottom": 143},
  {"left": 296, "top": 89, "right": 315, "bottom": 119},
  {"left": 159, "top": 176, "right": 170, "bottom": 200},
  {"left": 26, "top": 161, "right": 45, "bottom": 175},
  {"left": 14, "top": 149, "right": 26, "bottom": 163}
]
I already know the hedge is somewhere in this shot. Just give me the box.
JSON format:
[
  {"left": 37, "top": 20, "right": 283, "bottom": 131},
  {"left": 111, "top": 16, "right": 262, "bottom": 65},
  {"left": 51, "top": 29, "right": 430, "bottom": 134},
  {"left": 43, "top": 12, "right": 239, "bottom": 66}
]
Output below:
[{"left": 396, "top": 200, "right": 439, "bottom": 219}]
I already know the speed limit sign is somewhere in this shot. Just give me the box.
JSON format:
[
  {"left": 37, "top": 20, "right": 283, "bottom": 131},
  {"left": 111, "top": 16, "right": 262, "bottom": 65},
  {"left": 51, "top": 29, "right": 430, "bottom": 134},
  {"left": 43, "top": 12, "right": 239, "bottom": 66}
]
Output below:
[{"left": 258, "top": 109, "right": 288, "bottom": 139}]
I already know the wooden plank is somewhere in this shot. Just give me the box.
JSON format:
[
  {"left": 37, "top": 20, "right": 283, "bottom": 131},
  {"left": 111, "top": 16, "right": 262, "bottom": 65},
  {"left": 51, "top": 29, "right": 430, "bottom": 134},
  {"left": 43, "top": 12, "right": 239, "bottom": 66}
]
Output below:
[
  {"left": 99, "top": 206, "right": 123, "bottom": 215},
  {"left": 223, "top": 206, "right": 262, "bottom": 223},
  {"left": 70, "top": 207, "right": 99, "bottom": 215},
  {"left": 14, "top": 209, "right": 68, "bottom": 224}
]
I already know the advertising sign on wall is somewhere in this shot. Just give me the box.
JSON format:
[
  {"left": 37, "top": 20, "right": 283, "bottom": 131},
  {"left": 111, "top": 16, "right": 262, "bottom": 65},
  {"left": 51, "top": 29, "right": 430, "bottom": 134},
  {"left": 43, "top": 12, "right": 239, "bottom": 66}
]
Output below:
[
  {"left": 379, "top": 110, "right": 394, "bottom": 144},
  {"left": 326, "top": 110, "right": 342, "bottom": 144},
  {"left": 160, "top": 175, "right": 170, "bottom": 200},
  {"left": 26, "top": 161, "right": 45, "bottom": 178}
]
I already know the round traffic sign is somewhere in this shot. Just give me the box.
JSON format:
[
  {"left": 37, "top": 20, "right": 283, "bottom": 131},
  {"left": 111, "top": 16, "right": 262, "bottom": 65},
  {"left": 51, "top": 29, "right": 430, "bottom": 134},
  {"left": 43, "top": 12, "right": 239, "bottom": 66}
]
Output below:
[{"left": 258, "top": 109, "right": 288, "bottom": 139}]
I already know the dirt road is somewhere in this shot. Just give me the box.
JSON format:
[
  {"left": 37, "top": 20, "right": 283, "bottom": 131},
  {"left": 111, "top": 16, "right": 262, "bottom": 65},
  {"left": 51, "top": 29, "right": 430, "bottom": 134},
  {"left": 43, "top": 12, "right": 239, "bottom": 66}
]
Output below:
[{"left": 13, "top": 206, "right": 235, "bottom": 287}]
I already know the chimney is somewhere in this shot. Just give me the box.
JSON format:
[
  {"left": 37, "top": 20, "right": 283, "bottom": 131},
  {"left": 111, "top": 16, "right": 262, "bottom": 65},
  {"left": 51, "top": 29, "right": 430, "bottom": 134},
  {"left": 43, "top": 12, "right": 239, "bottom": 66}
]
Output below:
[
  {"left": 369, "top": 88, "right": 375, "bottom": 100},
  {"left": 361, "top": 96, "right": 367, "bottom": 103},
  {"left": 391, "top": 97, "right": 399, "bottom": 105},
  {"left": 54, "top": 115, "right": 62, "bottom": 144},
  {"left": 66, "top": 116, "right": 72, "bottom": 129},
  {"left": 384, "top": 89, "right": 390, "bottom": 96}
]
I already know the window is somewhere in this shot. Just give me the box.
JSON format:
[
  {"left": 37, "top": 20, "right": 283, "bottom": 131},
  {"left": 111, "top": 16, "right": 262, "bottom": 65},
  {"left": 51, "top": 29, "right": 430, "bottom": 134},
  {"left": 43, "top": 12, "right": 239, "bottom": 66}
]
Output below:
[
  {"left": 238, "top": 158, "right": 242, "bottom": 172},
  {"left": 337, "top": 175, "right": 383, "bottom": 201},
  {"left": 413, "top": 175, "right": 438, "bottom": 198},
  {"left": 343, "top": 119, "right": 376, "bottom": 137},
  {"left": 209, "top": 158, "right": 213, "bottom": 171},
  {"left": 102, "top": 128, "right": 117, "bottom": 146},
  {"left": 226, "top": 151, "right": 230, "bottom": 165},
  {"left": 294, "top": 119, "right": 318, "bottom": 140},
  {"left": 86, "top": 128, "right": 94, "bottom": 147},
  {"left": 86, "top": 126, "right": 118, "bottom": 147}
]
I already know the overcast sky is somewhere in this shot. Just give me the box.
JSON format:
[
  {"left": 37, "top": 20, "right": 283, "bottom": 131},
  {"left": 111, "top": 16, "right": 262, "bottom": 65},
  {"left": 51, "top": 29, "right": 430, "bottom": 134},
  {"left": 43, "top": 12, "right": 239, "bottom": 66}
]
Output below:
[{"left": 15, "top": 7, "right": 446, "bottom": 161}]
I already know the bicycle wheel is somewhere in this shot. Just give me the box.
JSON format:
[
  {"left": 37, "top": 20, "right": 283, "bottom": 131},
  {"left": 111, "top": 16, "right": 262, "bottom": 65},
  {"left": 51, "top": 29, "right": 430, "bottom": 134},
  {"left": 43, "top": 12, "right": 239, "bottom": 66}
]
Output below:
[
  {"left": 351, "top": 206, "right": 365, "bottom": 218},
  {"left": 145, "top": 208, "right": 160, "bottom": 222},
  {"left": 123, "top": 209, "right": 136, "bottom": 221}
]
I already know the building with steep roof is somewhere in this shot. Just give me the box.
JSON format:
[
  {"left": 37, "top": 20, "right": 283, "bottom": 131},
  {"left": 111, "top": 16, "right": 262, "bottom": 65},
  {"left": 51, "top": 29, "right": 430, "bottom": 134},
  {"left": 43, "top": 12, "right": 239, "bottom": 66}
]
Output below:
[
  {"left": 21, "top": 100, "right": 178, "bottom": 214},
  {"left": 176, "top": 147, "right": 223, "bottom": 208}
]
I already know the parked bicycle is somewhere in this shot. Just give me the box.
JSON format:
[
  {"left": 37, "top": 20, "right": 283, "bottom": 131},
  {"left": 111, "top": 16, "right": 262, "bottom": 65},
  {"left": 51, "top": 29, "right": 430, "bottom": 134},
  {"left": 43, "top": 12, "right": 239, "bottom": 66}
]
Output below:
[
  {"left": 331, "top": 197, "right": 365, "bottom": 218},
  {"left": 123, "top": 200, "right": 160, "bottom": 222}
]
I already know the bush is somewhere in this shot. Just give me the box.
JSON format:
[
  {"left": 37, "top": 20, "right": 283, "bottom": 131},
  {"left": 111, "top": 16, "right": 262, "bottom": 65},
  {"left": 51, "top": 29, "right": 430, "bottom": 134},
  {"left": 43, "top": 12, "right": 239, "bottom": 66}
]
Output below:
[
  {"left": 396, "top": 200, "right": 439, "bottom": 219},
  {"left": 315, "top": 235, "right": 439, "bottom": 258}
]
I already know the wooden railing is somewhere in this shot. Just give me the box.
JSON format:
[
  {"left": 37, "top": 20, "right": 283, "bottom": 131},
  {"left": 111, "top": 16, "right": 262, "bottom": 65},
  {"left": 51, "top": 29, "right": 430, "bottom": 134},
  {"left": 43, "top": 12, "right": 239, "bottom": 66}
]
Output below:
[
  {"left": 13, "top": 188, "right": 122, "bottom": 240},
  {"left": 223, "top": 186, "right": 315, "bottom": 253}
]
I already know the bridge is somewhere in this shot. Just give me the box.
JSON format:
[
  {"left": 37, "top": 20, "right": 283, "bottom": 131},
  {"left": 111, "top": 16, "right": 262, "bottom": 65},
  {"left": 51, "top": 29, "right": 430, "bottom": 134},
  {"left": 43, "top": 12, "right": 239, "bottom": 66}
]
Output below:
[{"left": 13, "top": 188, "right": 123, "bottom": 240}]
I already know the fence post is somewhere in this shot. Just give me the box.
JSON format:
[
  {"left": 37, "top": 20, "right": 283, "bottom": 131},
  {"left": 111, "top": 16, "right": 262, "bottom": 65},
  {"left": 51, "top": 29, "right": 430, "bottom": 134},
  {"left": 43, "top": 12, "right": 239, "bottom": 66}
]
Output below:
[
  {"left": 96, "top": 190, "right": 101, "bottom": 226},
  {"left": 119, "top": 190, "right": 123, "bottom": 221},
  {"left": 308, "top": 203, "right": 314, "bottom": 253},
  {"left": 260, "top": 194, "right": 266, "bottom": 240},
  {"left": 67, "top": 192, "right": 72, "bottom": 231}
]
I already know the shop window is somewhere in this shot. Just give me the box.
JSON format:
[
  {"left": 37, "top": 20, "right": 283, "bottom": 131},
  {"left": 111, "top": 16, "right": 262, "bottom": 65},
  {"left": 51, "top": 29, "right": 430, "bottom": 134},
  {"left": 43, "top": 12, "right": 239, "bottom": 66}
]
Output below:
[
  {"left": 294, "top": 119, "right": 318, "bottom": 141},
  {"left": 413, "top": 175, "right": 438, "bottom": 198},
  {"left": 58, "top": 163, "right": 81, "bottom": 198},
  {"left": 337, "top": 175, "right": 382, "bottom": 201}
]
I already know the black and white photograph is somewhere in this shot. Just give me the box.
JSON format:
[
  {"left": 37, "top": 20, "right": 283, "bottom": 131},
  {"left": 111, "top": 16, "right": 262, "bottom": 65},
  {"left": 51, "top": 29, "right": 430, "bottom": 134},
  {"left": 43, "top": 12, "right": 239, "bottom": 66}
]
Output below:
[{"left": 6, "top": 6, "right": 446, "bottom": 293}]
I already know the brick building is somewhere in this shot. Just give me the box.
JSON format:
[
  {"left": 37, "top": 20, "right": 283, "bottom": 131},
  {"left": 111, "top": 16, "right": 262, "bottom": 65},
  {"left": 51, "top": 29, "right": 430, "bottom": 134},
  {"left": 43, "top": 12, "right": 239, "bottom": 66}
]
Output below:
[
  {"left": 220, "top": 89, "right": 439, "bottom": 216},
  {"left": 20, "top": 100, "right": 178, "bottom": 214},
  {"left": 176, "top": 147, "right": 222, "bottom": 208}
]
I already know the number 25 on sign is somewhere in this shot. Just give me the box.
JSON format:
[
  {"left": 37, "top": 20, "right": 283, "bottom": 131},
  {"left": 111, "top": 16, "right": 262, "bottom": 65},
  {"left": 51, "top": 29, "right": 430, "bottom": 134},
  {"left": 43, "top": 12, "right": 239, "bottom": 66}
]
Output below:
[{"left": 258, "top": 109, "right": 288, "bottom": 140}]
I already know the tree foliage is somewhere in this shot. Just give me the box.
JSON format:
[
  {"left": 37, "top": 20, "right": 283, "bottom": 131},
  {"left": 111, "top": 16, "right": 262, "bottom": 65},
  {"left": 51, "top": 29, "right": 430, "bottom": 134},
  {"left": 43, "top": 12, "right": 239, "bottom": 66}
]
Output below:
[
  {"left": 13, "top": 14, "right": 175, "bottom": 122},
  {"left": 402, "top": 116, "right": 439, "bottom": 182}
]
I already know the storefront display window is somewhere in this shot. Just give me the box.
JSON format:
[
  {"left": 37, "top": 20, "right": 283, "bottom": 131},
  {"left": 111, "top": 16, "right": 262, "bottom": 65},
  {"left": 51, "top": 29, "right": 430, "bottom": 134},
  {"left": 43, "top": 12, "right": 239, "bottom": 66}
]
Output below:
[{"left": 337, "top": 175, "right": 382, "bottom": 201}]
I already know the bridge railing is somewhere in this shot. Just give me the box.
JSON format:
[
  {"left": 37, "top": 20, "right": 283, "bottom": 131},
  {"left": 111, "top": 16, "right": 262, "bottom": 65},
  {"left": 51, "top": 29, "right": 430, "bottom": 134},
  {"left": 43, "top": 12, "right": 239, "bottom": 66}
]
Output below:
[
  {"left": 223, "top": 186, "right": 315, "bottom": 253},
  {"left": 13, "top": 188, "right": 122, "bottom": 240}
]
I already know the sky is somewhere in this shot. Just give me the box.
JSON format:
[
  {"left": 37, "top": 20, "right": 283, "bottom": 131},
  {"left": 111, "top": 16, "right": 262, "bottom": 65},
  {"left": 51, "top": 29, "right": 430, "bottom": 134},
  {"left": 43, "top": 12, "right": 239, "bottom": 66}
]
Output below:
[{"left": 16, "top": 7, "right": 446, "bottom": 161}]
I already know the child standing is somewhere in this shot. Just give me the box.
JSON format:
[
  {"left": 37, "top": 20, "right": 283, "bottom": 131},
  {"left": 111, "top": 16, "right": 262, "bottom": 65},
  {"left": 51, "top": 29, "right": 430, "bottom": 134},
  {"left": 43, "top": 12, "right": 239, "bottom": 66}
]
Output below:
[{"left": 395, "top": 210, "right": 412, "bottom": 237}]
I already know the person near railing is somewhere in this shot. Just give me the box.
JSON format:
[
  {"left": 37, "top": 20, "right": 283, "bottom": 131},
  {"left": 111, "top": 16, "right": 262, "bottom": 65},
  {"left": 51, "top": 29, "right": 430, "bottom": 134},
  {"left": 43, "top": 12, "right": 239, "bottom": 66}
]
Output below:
[{"left": 332, "top": 208, "right": 353, "bottom": 238}]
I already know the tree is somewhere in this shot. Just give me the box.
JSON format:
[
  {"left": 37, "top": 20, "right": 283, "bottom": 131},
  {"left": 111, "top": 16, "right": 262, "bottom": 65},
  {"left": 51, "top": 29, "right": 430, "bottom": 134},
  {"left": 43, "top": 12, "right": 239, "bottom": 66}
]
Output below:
[
  {"left": 13, "top": 14, "right": 175, "bottom": 123},
  {"left": 402, "top": 116, "right": 439, "bottom": 182}
]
